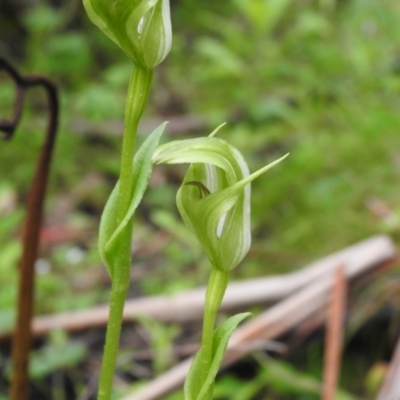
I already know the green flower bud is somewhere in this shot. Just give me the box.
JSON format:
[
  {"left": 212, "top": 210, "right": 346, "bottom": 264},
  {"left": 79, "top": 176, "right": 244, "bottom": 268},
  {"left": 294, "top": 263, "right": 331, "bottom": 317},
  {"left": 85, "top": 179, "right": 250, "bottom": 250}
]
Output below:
[
  {"left": 83, "top": 0, "right": 172, "bottom": 68},
  {"left": 153, "top": 127, "right": 288, "bottom": 271}
]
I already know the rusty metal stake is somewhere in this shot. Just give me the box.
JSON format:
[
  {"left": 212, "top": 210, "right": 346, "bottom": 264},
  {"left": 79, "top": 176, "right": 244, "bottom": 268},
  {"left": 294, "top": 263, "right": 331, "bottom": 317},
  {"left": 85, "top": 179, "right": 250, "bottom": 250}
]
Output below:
[{"left": 0, "top": 58, "right": 59, "bottom": 400}]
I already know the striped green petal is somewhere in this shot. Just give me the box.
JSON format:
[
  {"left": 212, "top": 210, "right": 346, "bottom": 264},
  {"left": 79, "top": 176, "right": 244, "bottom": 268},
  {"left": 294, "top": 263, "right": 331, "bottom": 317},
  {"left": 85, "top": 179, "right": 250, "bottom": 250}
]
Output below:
[
  {"left": 83, "top": 0, "right": 171, "bottom": 68},
  {"left": 153, "top": 134, "right": 288, "bottom": 271}
]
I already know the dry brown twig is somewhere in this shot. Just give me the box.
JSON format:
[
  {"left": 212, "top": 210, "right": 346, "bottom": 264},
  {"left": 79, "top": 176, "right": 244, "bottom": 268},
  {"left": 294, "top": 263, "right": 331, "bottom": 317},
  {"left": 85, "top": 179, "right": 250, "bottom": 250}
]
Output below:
[
  {"left": 0, "top": 235, "right": 393, "bottom": 342},
  {"left": 322, "top": 265, "right": 347, "bottom": 400}
]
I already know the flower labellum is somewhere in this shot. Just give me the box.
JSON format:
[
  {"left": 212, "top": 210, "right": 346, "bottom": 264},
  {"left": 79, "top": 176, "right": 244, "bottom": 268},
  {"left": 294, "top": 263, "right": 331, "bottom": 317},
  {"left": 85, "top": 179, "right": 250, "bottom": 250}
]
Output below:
[
  {"left": 83, "top": 0, "right": 172, "bottom": 68},
  {"left": 153, "top": 128, "right": 288, "bottom": 271}
]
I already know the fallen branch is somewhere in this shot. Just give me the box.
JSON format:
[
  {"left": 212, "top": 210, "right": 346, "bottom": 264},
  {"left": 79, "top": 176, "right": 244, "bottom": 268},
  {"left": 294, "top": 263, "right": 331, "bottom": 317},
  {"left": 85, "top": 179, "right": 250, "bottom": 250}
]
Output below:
[
  {"left": 0, "top": 235, "right": 395, "bottom": 341},
  {"left": 122, "top": 238, "right": 397, "bottom": 400},
  {"left": 322, "top": 266, "right": 347, "bottom": 400}
]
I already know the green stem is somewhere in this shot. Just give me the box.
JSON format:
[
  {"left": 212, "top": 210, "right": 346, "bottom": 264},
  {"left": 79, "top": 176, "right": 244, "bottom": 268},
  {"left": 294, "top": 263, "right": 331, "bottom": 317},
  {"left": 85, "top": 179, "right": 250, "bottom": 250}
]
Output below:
[
  {"left": 117, "top": 65, "right": 153, "bottom": 223},
  {"left": 199, "top": 268, "right": 229, "bottom": 398},
  {"left": 97, "top": 250, "right": 130, "bottom": 400},
  {"left": 97, "top": 64, "right": 153, "bottom": 400}
]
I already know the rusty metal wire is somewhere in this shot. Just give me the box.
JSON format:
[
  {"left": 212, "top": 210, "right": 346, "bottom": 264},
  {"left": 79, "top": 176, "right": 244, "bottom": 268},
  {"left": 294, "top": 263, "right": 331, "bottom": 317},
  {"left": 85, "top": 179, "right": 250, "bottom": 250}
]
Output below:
[{"left": 0, "top": 57, "right": 59, "bottom": 400}]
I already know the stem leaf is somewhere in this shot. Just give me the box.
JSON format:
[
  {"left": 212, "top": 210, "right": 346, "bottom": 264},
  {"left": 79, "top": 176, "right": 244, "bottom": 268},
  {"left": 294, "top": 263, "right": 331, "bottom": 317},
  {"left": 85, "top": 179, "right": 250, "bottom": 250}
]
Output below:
[
  {"left": 98, "top": 122, "right": 167, "bottom": 278},
  {"left": 184, "top": 312, "right": 251, "bottom": 400}
]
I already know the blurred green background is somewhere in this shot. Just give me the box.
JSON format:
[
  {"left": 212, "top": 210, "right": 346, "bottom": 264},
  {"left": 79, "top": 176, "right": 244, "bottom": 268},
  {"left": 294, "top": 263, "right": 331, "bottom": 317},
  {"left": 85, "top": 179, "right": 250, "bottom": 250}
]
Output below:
[{"left": 1, "top": 0, "right": 400, "bottom": 399}]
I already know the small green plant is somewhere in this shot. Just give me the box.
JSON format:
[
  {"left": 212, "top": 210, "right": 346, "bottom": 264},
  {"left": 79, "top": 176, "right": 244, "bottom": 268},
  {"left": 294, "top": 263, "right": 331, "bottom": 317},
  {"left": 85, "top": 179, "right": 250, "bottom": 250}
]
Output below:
[
  {"left": 82, "top": 0, "right": 171, "bottom": 399},
  {"left": 153, "top": 128, "right": 287, "bottom": 399},
  {"left": 83, "top": 1, "right": 287, "bottom": 399}
]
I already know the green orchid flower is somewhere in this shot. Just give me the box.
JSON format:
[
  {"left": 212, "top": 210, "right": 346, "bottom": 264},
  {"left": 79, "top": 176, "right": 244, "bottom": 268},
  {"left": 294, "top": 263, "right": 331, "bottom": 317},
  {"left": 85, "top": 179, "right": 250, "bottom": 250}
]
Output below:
[
  {"left": 83, "top": 0, "right": 172, "bottom": 68},
  {"left": 153, "top": 126, "right": 288, "bottom": 272}
]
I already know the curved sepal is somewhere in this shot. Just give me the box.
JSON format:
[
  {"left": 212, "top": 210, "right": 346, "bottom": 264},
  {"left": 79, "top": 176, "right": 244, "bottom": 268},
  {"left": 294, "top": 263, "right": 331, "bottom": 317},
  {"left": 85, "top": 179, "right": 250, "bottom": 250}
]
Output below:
[{"left": 153, "top": 132, "right": 288, "bottom": 271}]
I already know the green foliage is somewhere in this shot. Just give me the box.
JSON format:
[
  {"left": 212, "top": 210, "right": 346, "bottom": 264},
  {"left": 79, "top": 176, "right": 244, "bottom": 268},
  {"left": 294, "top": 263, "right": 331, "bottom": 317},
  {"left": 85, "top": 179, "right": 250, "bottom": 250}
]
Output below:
[
  {"left": 134, "top": 315, "right": 180, "bottom": 375},
  {"left": 233, "top": 0, "right": 294, "bottom": 35},
  {"left": 23, "top": 3, "right": 92, "bottom": 87},
  {"left": 3, "top": 330, "right": 86, "bottom": 381},
  {"left": 184, "top": 313, "right": 251, "bottom": 400},
  {"left": 1, "top": 0, "right": 400, "bottom": 397},
  {"left": 209, "top": 356, "right": 358, "bottom": 400},
  {"left": 99, "top": 123, "right": 166, "bottom": 278},
  {"left": 29, "top": 334, "right": 86, "bottom": 380},
  {"left": 256, "top": 357, "right": 356, "bottom": 400}
]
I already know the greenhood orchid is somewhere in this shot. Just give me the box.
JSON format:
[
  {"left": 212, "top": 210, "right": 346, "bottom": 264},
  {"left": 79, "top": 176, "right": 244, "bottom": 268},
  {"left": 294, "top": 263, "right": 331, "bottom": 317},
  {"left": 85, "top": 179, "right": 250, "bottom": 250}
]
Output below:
[
  {"left": 153, "top": 127, "right": 288, "bottom": 272},
  {"left": 82, "top": 2, "right": 172, "bottom": 397},
  {"left": 83, "top": 0, "right": 172, "bottom": 68}
]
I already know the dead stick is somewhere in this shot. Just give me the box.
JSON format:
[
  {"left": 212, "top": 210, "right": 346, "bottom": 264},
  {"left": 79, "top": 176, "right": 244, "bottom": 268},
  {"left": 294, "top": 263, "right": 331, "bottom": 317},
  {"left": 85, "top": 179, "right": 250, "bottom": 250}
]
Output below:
[
  {"left": 122, "top": 255, "right": 398, "bottom": 400},
  {"left": 322, "top": 265, "right": 347, "bottom": 400},
  {"left": 0, "top": 235, "right": 394, "bottom": 341},
  {"left": 0, "top": 58, "right": 59, "bottom": 400}
]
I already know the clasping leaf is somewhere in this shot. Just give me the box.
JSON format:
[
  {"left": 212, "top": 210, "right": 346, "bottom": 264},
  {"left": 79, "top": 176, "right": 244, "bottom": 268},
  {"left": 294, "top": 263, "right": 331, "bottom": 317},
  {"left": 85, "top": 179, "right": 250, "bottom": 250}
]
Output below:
[{"left": 99, "top": 123, "right": 166, "bottom": 278}]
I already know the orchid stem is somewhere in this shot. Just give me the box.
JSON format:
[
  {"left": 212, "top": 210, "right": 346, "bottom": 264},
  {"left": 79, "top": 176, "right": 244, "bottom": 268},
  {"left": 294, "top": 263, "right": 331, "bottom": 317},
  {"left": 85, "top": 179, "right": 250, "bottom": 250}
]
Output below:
[
  {"left": 199, "top": 268, "right": 229, "bottom": 399},
  {"left": 97, "top": 64, "right": 153, "bottom": 400},
  {"left": 117, "top": 65, "right": 153, "bottom": 220}
]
